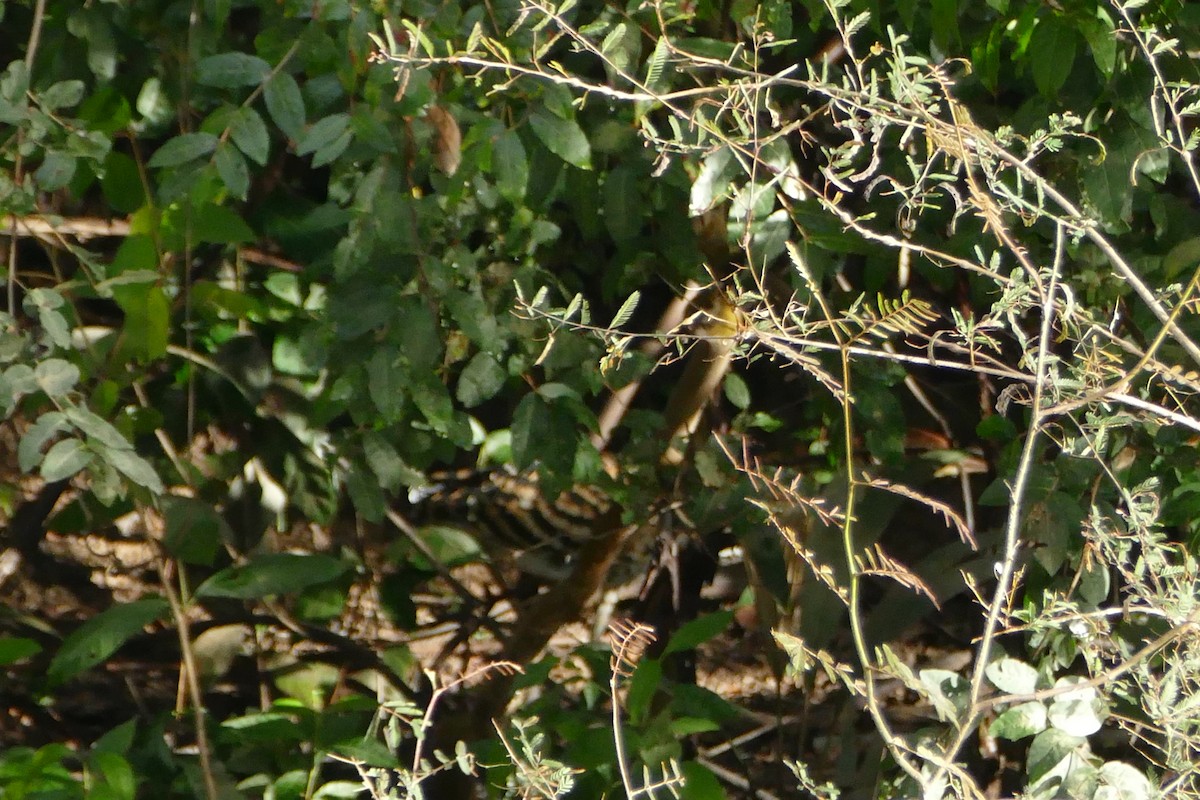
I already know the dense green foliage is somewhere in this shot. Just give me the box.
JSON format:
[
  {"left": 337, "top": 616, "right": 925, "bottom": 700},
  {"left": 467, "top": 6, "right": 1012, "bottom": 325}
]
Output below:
[{"left": 4, "top": 0, "right": 1200, "bottom": 797}]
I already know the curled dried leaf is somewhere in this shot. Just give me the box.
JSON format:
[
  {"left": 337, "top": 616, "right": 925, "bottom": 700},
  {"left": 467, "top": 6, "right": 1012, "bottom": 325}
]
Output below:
[{"left": 427, "top": 104, "right": 462, "bottom": 175}]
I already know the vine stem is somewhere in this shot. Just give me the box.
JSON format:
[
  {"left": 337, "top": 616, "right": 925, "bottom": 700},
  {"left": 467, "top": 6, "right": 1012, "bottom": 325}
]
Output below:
[
  {"left": 6, "top": 0, "right": 48, "bottom": 317},
  {"left": 933, "top": 224, "right": 1067, "bottom": 786}
]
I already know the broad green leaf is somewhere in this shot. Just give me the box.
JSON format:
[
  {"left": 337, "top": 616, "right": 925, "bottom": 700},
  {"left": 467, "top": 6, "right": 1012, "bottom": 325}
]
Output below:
[
  {"left": 110, "top": 236, "right": 158, "bottom": 275},
  {"left": 1048, "top": 677, "right": 1105, "bottom": 736},
  {"left": 664, "top": 610, "right": 733, "bottom": 655},
  {"left": 986, "top": 656, "right": 1039, "bottom": 694},
  {"left": 1030, "top": 18, "right": 1077, "bottom": 98},
  {"left": 196, "top": 553, "right": 350, "bottom": 599},
  {"left": 230, "top": 107, "right": 270, "bottom": 165},
  {"left": 34, "top": 359, "right": 80, "bottom": 397},
  {"left": 603, "top": 165, "right": 641, "bottom": 243},
  {"left": 25, "top": 288, "right": 72, "bottom": 349},
  {"left": 511, "top": 393, "right": 576, "bottom": 481},
  {"left": 97, "top": 444, "right": 164, "bottom": 493},
  {"left": 214, "top": 141, "right": 250, "bottom": 199},
  {"left": 920, "top": 668, "right": 970, "bottom": 722},
  {"left": 1096, "top": 762, "right": 1152, "bottom": 800},
  {"left": 690, "top": 146, "right": 735, "bottom": 216},
  {"left": 0, "top": 637, "right": 41, "bottom": 665},
  {"left": 1027, "top": 728, "right": 1085, "bottom": 783},
  {"left": 456, "top": 352, "right": 506, "bottom": 408},
  {"left": 1078, "top": 14, "right": 1117, "bottom": 78},
  {"left": 65, "top": 406, "right": 131, "bottom": 451},
  {"left": 362, "top": 432, "right": 421, "bottom": 491},
  {"left": 197, "top": 52, "right": 271, "bottom": 88},
  {"left": 367, "top": 349, "right": 407, "bottom": 422},
  {"left": 723, "top": 372, "right": 750, "bottom": 409},
  {"left": 625, "top": 657, "right": 662, "bottom": 724},
  {"left": 679, "top": 762, "right": 726, "bottom": 800},
  {"left": 192, "top": 201, "right": 255, "bottom": 244},
  {"left": 40, "top": 80, "right": 85, "bottom": 111},
  {"left": 990, "top": 701, "right": 1047, "bottom": 740},
  {"left": 493, "top": 129, "right": 528, "bottom": 201},
  {"left": 35, "top": 152, "right": 76, "bottom": 191},
  {"left": 148, "top": 132, "right": 218, "bottom": 168},
  {"left": 297, "top": 113, "right": 350, "bottom": 157},
  {"left": 162, "top": 495, "right": 231, "bottom": 565},
  {"left": 113, "top": 284, "right": 169, "bottom": 361},
  {"left": 18, "top": 411, "right": 68, "bottom": 472},
  {"left": 89, "top": 751, "right": 136, "bottom": 800},
  {"left": 101, "top": 151, "right": 147, "bottom": 214},
  {"left": 67, "top": 8, "right": 117, "bottom": 80},
  {"left": 48, "top": 598, "right": 170, "bottom": 687},
  {"left": 264, "top": 73, "right": 306, "bottom": 140},
  {"left": 529, "top": 109, "right": 592, "bottom": 170},
  {"left": 312, "top": 129, "right": 353, "bottom": 168}
]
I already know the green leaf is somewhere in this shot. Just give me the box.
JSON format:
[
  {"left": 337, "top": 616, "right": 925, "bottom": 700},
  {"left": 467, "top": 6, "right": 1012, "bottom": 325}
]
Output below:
[
  {"left": 214, "top": 141, "right": 250, "bottom": 199},
  {"left": 25, "top": 288, "right": 72, "bottom": 349},
  {"left": 162, "top": 495, "right": 231, "bottom": 565},
  {"left": 493, "top": 129, "right": 528, "bottom": 201},
  {"left": 0, "top": 637, "right": 41, "bottom": 666},
  {"left": 679, "top": 762, "right": 726, "bottom": 800},
  {"left": 230, "top": 107, "right": 270, "bottom": 165},
  {"left": 1027, "top": 728, "right": 1085, "bottom": 783},
  {"left": 312, "top": 130, "right": 353, "bottom": 168},
  {"left": 664, "top": 610, "right": 733, "bottom": 655},
  {"left": 35, "top": 152, "right": 76, "bottom": 191},
  {"left": 1029, "top": 18, "right": 1077, "bottom": 98},
  {"left": 89, "top": 751, "right": 135, "bottom": 800},
  {"left": 986, "top": 656, "right": 1039, "bottom": 694},
  {"left": 362, "top": 432, "right": 420, "bottom": 492},
  {"left": 1078, "top": 15, "right": 1117, "bottom": 78},
  {"left": 511, "top": 393, "right": 576, "bottom": 481},
  {"left": 113, "top": 284, "right": 169, "bottom": 361},
  {"left": 625, "top": 657, "right": 661, "bottom": 724},
  {"left": 297, "top": 113, "right": 350, "bottom": 157},
  {"left": 18, "top": 411, "right": 68, "bottom": 472},
  {"left": 101, "top": 151, "right": 147, "bottom": 214},
  {"left": 603, "top": 165, "right": 641, "bottom": 242},
  {"left": 264, "top": 73, "right": 306, "bottom": 141},
  {"left": 1048, "top": 677, "right": 1105, "bottom": 736},
  {"left": 610, "top": 291, "right": 640, "bottom": 328},
  {"left": 456, "top": 352, "right": 506, "bottom": 408},
  {"left": 989, "top": 701, "right": 1047, "bottom": 740},
  {"left": 97, "top": 444, "right": 164, "bottom": 493},
  {"left": 196, "top": 52, "right": 272, "bottom": 88},
  {"left": 34, "top": 359, "right": 80, "bottom": 397},
  {"left": 529, "top": 109, "right": 592, "bottom": 170},
  {"left": 67, "top": 8, "right": 117, "bottom": 81},
  {"left": 40, "top": 80, "right": 86, "bottom": 111},
  {"left": 723, "top": 372, "right": 750, "bottom": 409},
  {"left": 1096, "top": 762, "right": 1152, "bottom": 800},
  {"left": 148, "top": 132, "right": 218, "bottom": 168},
  {"left": 48, "top": 598, "right": 170, "bottom": 687},
  {"left": 64, "top": 406, "right": 131, "bottom": 451},
  {"left": 196, "top": 553, "right": 350, "bottom": 599},
  {"left": 930, "top": 0, "right": 959, "bottom": 51},
  {"left": 192, "top": 203, "right": 255, "bottom": 244}
]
